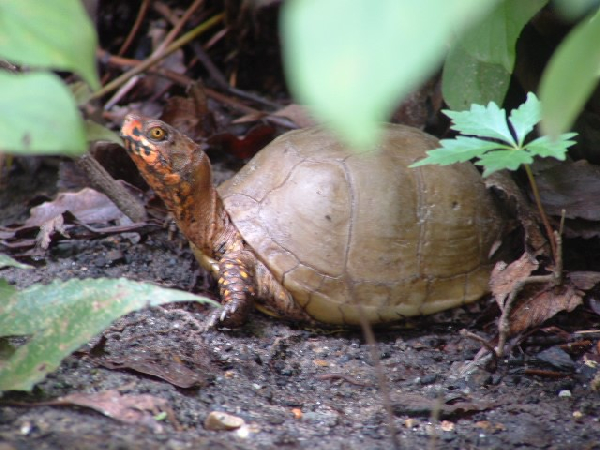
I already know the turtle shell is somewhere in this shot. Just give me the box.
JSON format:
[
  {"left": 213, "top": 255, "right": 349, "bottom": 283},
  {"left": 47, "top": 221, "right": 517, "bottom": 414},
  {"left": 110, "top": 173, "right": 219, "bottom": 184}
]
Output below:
[{"left": 217, "top": 125, "right": 502, "bottom": 325}]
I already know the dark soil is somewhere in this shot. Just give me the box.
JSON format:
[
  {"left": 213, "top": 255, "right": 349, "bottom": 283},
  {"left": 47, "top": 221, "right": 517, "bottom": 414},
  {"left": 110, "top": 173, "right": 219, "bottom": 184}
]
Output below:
[{"left": 1, "top": 164, "right": 599, "bottom": 450}]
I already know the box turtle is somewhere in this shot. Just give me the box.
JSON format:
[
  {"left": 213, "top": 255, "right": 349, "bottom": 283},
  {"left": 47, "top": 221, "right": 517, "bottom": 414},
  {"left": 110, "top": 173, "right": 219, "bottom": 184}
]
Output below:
[{"left": 120, "top": 115, "right": 503, "bottom": 328}]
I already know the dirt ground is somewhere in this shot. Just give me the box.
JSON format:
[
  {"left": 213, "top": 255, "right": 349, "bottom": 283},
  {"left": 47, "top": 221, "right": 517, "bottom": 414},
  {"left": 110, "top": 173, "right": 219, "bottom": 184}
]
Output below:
[{"left": 1, "top": 161, "right": 600, "bottom": 450}]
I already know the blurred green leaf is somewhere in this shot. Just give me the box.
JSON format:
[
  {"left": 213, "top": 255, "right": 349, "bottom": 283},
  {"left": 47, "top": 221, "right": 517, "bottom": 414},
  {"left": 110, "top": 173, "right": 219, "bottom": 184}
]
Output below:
[
  {"left": 442, "top": 0, "right": 546, "bottom": 110},
  {"left": 540, "top": 8, "right": 600, "bottom": 137},
  {"left": 0, "top": 278, "right": 218, "bottom": 391},
  {"left": 0, "top": 280, "right": 16, "bottom": 301},
  {"left": 0, "top": 255, "right": 33, "bottom": 270},
  {"left": 0, "top": 72, "right": 87, "bottom": 155},
  {"left": 442, "top": 45, "right": 510, "bottom": 112},
  {"left": 553, "top": 0, "right": 600, "bottom": 20},
  {"left": 281, "top": 0, "right": 498, "bottom": 150},
  {"left": 0, "top": 0, "right": 99, "bottom": 88},
  {"left": 85, "top": 120, "right": 124, "bottom": 145}
]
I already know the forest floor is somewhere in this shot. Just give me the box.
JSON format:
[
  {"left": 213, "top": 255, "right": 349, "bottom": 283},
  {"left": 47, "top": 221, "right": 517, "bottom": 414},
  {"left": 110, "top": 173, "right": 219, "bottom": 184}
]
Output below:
[{"left": 1, "top": 164, "right": 599, "bottom": 450}]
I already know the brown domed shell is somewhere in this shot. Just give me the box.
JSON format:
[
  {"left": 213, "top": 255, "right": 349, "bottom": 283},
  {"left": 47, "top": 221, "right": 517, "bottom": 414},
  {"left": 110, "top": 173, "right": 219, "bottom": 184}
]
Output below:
[{"left": 218, "top": 125, "right": 502, "bottom": 325}]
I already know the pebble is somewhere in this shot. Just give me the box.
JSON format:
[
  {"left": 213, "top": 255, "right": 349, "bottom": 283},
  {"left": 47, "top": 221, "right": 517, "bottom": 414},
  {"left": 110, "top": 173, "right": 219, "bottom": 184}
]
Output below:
[{"left": 204, "top": 411, "right": 245, "bottom": 431}]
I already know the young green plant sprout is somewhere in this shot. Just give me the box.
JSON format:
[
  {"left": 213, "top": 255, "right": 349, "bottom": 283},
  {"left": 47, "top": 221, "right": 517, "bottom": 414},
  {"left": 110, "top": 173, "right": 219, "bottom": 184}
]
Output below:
[
  {"left": 411, "top": 92, "right": 577, "bottom": 260},
  {"left": 410, "top": 92, "right": 576, "bottom": 177}
]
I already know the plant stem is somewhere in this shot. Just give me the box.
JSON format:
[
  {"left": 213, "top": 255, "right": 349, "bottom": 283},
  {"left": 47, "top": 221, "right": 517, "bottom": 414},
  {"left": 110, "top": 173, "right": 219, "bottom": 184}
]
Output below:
[
  {"left": 91, "top": 13, "right": 223, "bottom": 100},
  {"left": 523, "top": 164, "right": 557, "bottom": 260}
]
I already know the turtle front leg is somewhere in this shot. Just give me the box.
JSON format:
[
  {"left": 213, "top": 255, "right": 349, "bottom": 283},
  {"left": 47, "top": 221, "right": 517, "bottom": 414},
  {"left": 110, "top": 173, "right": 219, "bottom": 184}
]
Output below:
[
  {"left": 206, "top": 252, "right": 256, "bottom": 328},
  {"left": 191, "top": 242, "right": 256, "bottom": 328}
]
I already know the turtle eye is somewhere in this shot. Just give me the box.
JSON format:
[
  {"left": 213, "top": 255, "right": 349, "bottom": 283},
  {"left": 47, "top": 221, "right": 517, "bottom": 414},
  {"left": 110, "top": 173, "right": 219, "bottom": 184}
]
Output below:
[{"left": 148, "top": 126, "right": 166, "bottom": 140}]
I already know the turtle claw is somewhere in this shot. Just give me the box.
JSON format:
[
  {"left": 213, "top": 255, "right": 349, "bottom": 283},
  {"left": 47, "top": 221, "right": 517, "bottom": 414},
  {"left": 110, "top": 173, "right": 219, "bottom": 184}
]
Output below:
[{"left": 204, "top": 300, "right": 250, "bottom": 330}]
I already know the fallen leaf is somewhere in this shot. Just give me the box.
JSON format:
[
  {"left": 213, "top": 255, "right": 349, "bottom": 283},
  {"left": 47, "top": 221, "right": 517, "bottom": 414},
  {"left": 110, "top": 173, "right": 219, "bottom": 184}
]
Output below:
[
  {"left": 391, "top": 393, "right": 491, "bottom": 419},
  {"left": 271, "top": 104, "right": 317, "bottom": 128},
  {"left": 99, "top": 354, "right": 211, "bottom": 389},
  {"left": 490, "top": 253, "right": 539, "bottom": 307},
  {"left": 484, "top": 171, "right": 548, "bottom": 254},
  {"left": 23, "top": 188, "right": 124, "bottom": 228},
  {"left": 568, "top": 271, "right": 600, "bottom": 290},
  {"left": 536, "top": 159, "right": 600, "bottom": 221},
  {"left": 491, "top": 253, "right": 583, "bottom": 335},
  {"left": 208, "top": 124, "right": 276, "bottom": 159},
  {"left": 35, "top": 390, "right": 171, "bottom": 432},
  {"left": 508, "top": 284, "right": 583, "bottom": 335},
  {"left": 161, "top": 81, "right": 215, "bottom": 140}
]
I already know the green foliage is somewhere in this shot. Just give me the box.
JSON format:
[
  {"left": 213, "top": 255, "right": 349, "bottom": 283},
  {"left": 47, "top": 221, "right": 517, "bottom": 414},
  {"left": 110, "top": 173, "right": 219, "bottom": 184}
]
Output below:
[
  {"left": 410, "top": 93, "right": 577, "bottom": 177},
  {"left": 540, "top": 7, "right": 600, "bottom": 137},
  {"left": 282, "top": 0, "right": 599, "bottom": 151},
  {"left": 281, "top": 0, "right": 498, "bottom": 150},
  {"left": 0, "top": 255, "right": 33, "bottom": 270},
  {"left": 0, "top": 73, "right": 88, "bottom": 155},
  {"left": 442, "top": 0, "right": 547, "bottom": 110},
  {"left": 0, "top": 278, "right": 218, "bottom": 391},
  {"left": 0, "top": 0, "right": 98, "bottom": 155}
]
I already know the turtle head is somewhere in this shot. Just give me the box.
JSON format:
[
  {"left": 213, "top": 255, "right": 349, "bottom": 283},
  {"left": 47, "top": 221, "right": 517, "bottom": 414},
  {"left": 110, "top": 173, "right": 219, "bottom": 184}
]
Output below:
[{"left": 120, "top": 114, "right": 212, "bottom": 221}]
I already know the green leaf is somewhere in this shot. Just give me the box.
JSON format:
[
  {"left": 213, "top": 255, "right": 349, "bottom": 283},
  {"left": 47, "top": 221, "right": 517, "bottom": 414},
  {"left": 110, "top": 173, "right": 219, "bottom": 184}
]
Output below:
[
  {"left": 477, "top": 149, "right": 534, "bottom": 176},
  {"left": 0, "top": 280, "right": 16, "bottom": 302},
  {"left": 540, "top": 8, "right": 600, "bottom": 136},
  {"left": 442, "top": 45, "right": 510, "bottom": 111},
  {"left": 509, "top": 92, "right": 541, "bottom": 146},
  {"left": 442, "top": 0, "right": 546, "bottom": 110},
  {"left": 410, "top": 136, "right": 507, "bottom": 167},
  {"left": 459, "top": 0, "right": 547, "bottom": 70},
  {"left": 445, "top": 102, "right": 515, "bottom": 144},
  {"left": 281, "top": 0, "right": 498, "bottom": 150},
  {"left": 554, "top": 0, "right": 600, "bottom": 20},
  {"left": 0, "top": 0, "right": 99, "bottom": 88},
  {"left": 525, "top": 133, "right": 577, "bottom": 160},
  {"left": 0, "top": 255, "right": 33, "bottom": 270},
  {"left": 0, "top": 72, "right": 87, "bottom": 155},
  {"left": 0, "top": 278, "right": 218, "bottom": 391},
  {"left": 85, "top": 120, "right": 124, "bottom": 145}
]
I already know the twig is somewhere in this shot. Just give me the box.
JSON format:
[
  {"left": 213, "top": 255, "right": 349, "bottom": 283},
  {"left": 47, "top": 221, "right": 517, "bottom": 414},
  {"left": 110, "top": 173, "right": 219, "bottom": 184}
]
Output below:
[
  {"left": 155, "top": 0, "right": 205, "bottom": 55},
  {"left": 524, "top": 164, "right": 557, "bottom": 260},
  {"left": 496, "top": 228, "right": 564, "bottom": 357},
  {"left": 315, "top": 373, "right": 372, "bottom": 387},
  {"left": 75, "top": 151, "right": 147, "bottom": 222},
  {"left": 91, "top": 13, "right": 224, "bottom": 100},
  {"left": 118, "top": 0, "right": 151, "bottom": 56},
  {"left": 357, "top": 308, "right": 400, "bottom": 450}
]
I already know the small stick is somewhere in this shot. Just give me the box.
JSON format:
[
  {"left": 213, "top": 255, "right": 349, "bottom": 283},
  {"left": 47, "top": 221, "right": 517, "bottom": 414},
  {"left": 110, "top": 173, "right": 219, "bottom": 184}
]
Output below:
[
  {"left": 91, "top": 14, "right": 224, "bottom": 100},
  {"left": 118, "top": 0, "right": 151, "bottom": 56}
]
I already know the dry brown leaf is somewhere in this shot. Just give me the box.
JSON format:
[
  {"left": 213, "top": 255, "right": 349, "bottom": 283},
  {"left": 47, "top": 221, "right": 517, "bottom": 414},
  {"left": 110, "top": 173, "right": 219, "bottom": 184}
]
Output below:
[
  {"left": 391, "top": 393, "right": 491, "bottom": 418},
  {"left": 568, "top": 271, "right": 600, "bottom": 290},
  {"left": 45, "top": 390, "right": 170, "bottom": 431},
  {"left": 25, "top": 188, "right": 124, "bottom": 227},
  {"left": 99, "top": 354, "right": 210, "bottom": 389},
  {"left": 491, "top": 252, "right": 583, "bottom": 336},
  {"left": 208, "top": 124, "right": 276, "bottom": 159},
  {"left": 484, "top": 171, "right": 548, "bottom": 253},
  {"left": 161, "top": 81, "right": 215, "bottom": 140},
  {"left": 490, "top": 253, "right": 539, "bottom": 307},
  {"left": 508, "top": 284, "right": 583, "bottom": 334},
  {"left": 271, "top": 104, "right": 317, "bottom": 128},
  {"left": 536, "top": 159, "right": 600, "bottom": 221}
]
